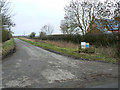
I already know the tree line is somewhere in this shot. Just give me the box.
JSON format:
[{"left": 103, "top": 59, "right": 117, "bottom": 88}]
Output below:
[{"left": 29, "top": 24, "right": 54, "bottom": 39}]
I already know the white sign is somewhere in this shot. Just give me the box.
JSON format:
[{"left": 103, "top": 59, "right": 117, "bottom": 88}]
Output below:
[
  {"left": 81, "top": 42, "right": 86, "bottom": 49},
  {"left": 81, "top": 42, "right": 86, "bottom": 45},
  {"left": 81, "top": 42, "right": 90, "bottom": 49}
]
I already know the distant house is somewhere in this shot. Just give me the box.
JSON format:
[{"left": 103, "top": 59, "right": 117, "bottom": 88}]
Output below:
[{"left": 87, "top": 17, "right": 120, "bottom": 34}]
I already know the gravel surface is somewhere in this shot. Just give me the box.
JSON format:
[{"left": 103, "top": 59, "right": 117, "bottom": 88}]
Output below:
[{"left": 2, "top": 38, "right": 118, "bottom": 88}]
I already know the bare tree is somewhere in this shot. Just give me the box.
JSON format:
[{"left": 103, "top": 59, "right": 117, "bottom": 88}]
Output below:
[
  {"left": 1, "top": 0, "right": 15, "bottom": 30},
  {"left": 60, "top": 20, "right": 79, "bottom": 34},
  {"left": 41, "top": 24, "right": 54, "bottom": 35},
  {"left": 61, "top": 0, "right": 119, "bottom": 35},
  {"left": 39, "top": 31, "right": 46, "bottom": 40},
  {"left": 0, "top": 0, "right": 15, "bottom": 42},
  {"left": 114, "top": 0, "right": 120, "bottom": 21},
  {"left": 94, "top": 0, "right": 119, "bottom": 32},
  {"left": 60, "top": 0, "right": 94, "bottom": 35}
]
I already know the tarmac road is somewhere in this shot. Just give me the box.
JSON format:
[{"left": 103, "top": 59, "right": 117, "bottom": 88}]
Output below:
[{"left": 2, "top": 38, "right": 118, "bottom": 88}]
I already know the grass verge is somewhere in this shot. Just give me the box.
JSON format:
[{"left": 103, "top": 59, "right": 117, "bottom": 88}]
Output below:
[
  {"left": 2, "top": 38, "right": 15, "bottom": 58},
  {"left": 19, "top": 38, "right": 117, "bottom": 63}
]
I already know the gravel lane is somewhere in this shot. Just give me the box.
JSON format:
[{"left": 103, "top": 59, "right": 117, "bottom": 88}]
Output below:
[{"left": 2, "top": 38, "right": 118, "bottom": 88}]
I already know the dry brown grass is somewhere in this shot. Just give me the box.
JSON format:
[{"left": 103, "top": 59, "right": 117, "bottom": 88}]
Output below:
[
  {"left": 95, "top": 46, "right": 117, "bottom": 58},
  {"left": 21, "top": 38, "right": 35, "bottom": 42},
  {"left": 22, "top": 38, "right": 117, "bottom": 58},
  {"left": 22, "top": 38, "right": 79, "bottom": 49},
  {"left": 44, "top": 40, "right": 79, "bottom": 49},
  {"left": 44, "top": 39, "right": 117, "bottom": 58}
]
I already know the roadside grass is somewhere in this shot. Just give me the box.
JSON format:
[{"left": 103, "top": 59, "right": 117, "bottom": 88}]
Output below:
[
  {"left": 2, "top": 38, "right": 15, "bottom": 58},
  {"left": 41, "top": 40, "right": 79, "bottom": 49},
  {"left": 19, "top": 38, "right": 117, "bottom": 63}
]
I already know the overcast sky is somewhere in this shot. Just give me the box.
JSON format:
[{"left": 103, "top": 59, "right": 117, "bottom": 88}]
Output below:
[
  {"left": 11, "top": 0, "right": 70, "bottom": 36},
  {"left": 11, "top": 0, "right": 106, "bottom": 36}
]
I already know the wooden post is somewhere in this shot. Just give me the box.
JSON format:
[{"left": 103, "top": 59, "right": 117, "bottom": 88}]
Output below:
[
  {"left": 0, "top": 3, "right": 2, "bottom": 89},
  {"left": 0, "top": 5, "right": 2, "bottom": 46}
]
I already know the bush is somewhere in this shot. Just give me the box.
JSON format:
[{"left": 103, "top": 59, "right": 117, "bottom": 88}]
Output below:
[
  {"left": 116, "top": 33, "right": 120, "bottom": 59},
  {"left": 39, "top": 32, "right": 47, "bottom": 40},
  {"left": 78, "top": 46, "right": 95, "bottom": 53},
  {"left": 2, "top": 30, "right": 12, "bottom": 42},
  {"left": 29, "top": 32, "right": 36, "bottom": 39},
  {"left": 46, "top": 33, "right": 118, "bottom": 47},
  {"left": 2, "top": 38, "right": 15, "bottom": 57},
  {"left": 47, "top": 34, "right": 81, "bottom": 43},
  {"left": 83, "top": 33, "right": 118, "bottom": 47}
]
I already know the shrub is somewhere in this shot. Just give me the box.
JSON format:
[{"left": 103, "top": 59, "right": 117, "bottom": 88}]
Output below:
[
  {"left": 47, "top": 34, "right": 82, "bottom": 43},
  {"left": 29, "top": 32, "right": 36, "bottom": 39},
  {"left": 78, "top": 46, "right": 95, "bottom": 53},
  {"left": 2, "top": 38, "right": 15, "bottom": 57},
  {"left": 46, "top": 33, "right": 118, "bottom": 47},
  {"left": 83, "top": 33, "right": 117, "bottom": 47},
  {"left": 39, "top": 32, "right": 47, "bottom": 40},
  {"left": 2, "top": 30, "right": 12, "bottom": 42}
]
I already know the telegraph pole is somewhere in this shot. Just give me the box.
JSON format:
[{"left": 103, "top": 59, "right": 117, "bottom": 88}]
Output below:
[
  {"left": 0, "top": 4, "right": 2, "bottom": 46},
  {"left": 0, "top": 3, "right": 2, "bottom": 89}
]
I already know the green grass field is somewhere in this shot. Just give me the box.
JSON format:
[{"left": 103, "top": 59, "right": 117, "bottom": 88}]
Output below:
[
  {"left": 19, "top": 38, "right": 117, "bottom": 63},
  {"left": 2, "top": 38, "right": 15, "bottom": 57}
]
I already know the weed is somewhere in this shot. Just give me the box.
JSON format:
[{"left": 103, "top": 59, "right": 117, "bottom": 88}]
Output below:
[{"left": 2, "top": 38, "right": 15, "bottom": 57}]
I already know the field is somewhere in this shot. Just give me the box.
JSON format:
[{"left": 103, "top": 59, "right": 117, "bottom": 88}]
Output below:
[{"left": 19, "top": 38, "right": 118, "bottom": 63}]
